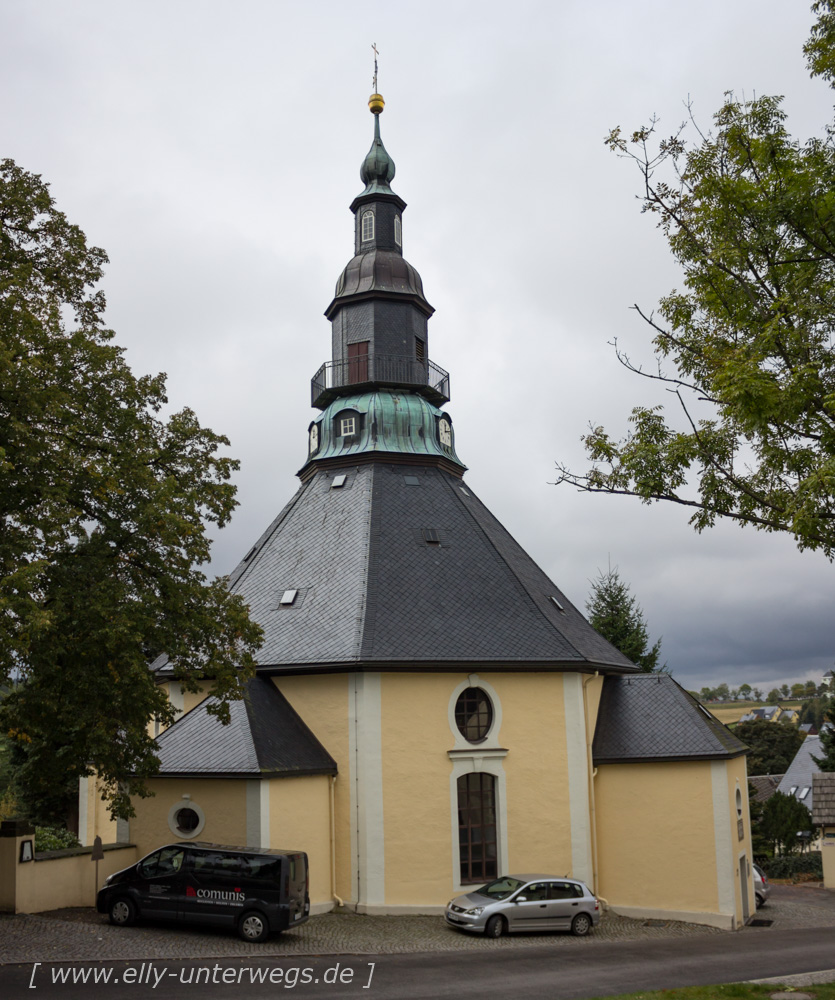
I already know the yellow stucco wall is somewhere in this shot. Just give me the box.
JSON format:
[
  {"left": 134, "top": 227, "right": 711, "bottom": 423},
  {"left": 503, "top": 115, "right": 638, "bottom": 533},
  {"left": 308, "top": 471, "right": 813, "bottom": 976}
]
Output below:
[
  {"left": 12, "top": 846, "right": 138, "bottom": 913},
  {"left": 377, "top": 672, "right": 577, "bottom": 905},
  {"left": 129, "top": 778, "right": 248, "bottom": 860},
  {"left": 380, "top": 673, "right": 458, "bottom": 905},
  {"left": 596, "top": 761, "right": 719, "bottom": 914},
  {"left": 83, "top": 777, "right": 119, "bottom": 846},
  {"left": 273, "top": 675, "right": 351, "bottom": 901},
  {"left": 497, "top": 673, "right": 574, "bottom": 874},
  {"left": 269, "top": 776, "right": 333, "bottom": 905}
]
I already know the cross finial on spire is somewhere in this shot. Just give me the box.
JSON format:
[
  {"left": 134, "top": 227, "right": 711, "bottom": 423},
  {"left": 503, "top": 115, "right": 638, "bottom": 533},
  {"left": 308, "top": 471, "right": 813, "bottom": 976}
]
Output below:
[{"left": 372, "top": 43, "right": 379, "bottom": 93}]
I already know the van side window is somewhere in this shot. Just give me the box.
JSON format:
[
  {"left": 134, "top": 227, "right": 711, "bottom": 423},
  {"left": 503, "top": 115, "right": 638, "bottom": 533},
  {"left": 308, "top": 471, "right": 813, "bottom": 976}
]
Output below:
[
  {"left": 138, "top": 847, "right": 185, "bottom": 879},
  {"left": 249, "top": 856, "right": 282, "bottom": 881}
]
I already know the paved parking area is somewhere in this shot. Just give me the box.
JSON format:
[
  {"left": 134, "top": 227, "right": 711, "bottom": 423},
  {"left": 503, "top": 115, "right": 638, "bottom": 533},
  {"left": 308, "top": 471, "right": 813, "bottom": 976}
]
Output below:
[{"left": 1, "top": 885, "right": 833, "bottom": 965}]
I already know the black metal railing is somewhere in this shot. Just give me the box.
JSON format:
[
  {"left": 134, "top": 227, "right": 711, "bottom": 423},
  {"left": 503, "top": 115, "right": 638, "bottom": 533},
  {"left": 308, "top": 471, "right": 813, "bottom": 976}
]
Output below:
[{"left": 311, "top": 352, "right": 450, "bottom": 409}]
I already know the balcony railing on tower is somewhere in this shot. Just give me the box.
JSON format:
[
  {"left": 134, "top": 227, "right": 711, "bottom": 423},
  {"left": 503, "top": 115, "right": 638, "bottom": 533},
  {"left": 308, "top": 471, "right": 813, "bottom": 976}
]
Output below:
[{"left": 311, "top": 351, "right": 450, "bottom": 409}]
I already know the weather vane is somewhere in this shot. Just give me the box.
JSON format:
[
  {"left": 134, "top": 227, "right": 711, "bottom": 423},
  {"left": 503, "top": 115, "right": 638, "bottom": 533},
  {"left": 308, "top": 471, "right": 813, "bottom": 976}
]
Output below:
[{"left": 372, "top": 42, "right": 379, "bottom": 93}]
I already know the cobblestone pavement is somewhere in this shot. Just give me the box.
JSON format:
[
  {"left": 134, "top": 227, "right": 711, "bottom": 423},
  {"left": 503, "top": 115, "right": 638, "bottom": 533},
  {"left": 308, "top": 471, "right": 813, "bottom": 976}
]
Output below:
[{"left": 0, "top": 885, "right": 833, "bottom": 966}]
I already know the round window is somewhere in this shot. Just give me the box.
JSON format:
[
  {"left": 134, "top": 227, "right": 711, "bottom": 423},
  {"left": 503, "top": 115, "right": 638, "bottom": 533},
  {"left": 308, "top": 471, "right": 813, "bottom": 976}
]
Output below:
[
  {"left": 455, "top": 688, "right": 493, "bottom": 743},
  {"left": 175, "top": 807, "right": 200, "bottom": 835},
  {"left": 736, "top": 788, "right": 743, "bottom": 819}
]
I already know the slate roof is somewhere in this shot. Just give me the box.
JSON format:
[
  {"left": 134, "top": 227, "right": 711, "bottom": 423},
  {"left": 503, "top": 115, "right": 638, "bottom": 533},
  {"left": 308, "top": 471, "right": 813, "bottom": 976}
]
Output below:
[
  {"left": 748, "top": 774, "right": 785, "bottom": 803},
  {"left": 812, "top": 773, "right": 835, "bottom": 825},
  {"left": 154, "top": 676, "right": 337, "bottom": 778},
  {"left": 592, "top": 674, "right": 749, "bottom": 764},
  {"left": 777, "top": 730, "right": 828, "bottom": 812},
  {"left": 152, "top": 463, "right": 638, "bottom": 675}
]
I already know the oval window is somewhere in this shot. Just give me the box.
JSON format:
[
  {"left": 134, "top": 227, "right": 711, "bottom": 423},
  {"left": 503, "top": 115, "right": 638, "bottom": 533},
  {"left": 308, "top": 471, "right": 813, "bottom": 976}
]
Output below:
[
  {"left": 455, "top": 688, "right": 493, "bottom": 743},
  {"left": 175, "top": 807, "right": 200, "bottom": 836}
]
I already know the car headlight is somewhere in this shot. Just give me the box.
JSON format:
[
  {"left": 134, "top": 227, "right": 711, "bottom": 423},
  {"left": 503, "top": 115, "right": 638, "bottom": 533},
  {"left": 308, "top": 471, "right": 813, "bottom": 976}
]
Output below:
[{"left": 466, "top": 906, "right": 484, "bottom": 916}]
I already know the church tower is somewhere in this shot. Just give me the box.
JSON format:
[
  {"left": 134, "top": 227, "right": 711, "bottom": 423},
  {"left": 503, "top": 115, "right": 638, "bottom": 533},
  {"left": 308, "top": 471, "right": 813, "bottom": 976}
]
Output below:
[{"left": 304, "top": 91, "right": 461, "bottom": 479}]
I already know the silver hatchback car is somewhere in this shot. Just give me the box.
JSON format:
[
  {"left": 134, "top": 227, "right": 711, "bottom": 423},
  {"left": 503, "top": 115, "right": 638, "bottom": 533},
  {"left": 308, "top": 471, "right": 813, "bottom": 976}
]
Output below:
[{"left": 445, "top": 874, "right": 600, "bottom": 938}]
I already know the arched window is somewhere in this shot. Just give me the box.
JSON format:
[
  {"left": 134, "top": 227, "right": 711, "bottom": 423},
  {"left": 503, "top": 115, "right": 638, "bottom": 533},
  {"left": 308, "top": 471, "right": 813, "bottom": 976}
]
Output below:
[
  {"left": 457, "top": 772, "right": 497, "bottom": 883},
  {"left": 454, "top": 688, "right": 493, "bottom": 743},
  {"left": 394, "top": 214, "right": 402, "bottom": 246},
  {"left": 361, "top": 211, "right": 374, "bottom": 242}
]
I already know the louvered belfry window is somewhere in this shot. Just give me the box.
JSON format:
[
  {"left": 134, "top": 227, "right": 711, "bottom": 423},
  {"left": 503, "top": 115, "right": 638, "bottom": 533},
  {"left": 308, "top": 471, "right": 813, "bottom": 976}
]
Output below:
[{"left": 457, "top": 772, "right": 498, "bottom": 883}]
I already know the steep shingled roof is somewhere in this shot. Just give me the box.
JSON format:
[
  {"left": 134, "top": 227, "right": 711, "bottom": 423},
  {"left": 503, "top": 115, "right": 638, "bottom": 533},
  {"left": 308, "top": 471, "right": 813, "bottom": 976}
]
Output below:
[
  {"left": 812, "top": 773, "right": 835, "bottom": 825},
  {"left": 159, "top": 463, "right": 637, "bottom": 675},
  {"left": 154, "top": 676, "right": 337, "bottom": 777},
  {"left": 593, "top": 674, "right": 749, "bottom": 764}
]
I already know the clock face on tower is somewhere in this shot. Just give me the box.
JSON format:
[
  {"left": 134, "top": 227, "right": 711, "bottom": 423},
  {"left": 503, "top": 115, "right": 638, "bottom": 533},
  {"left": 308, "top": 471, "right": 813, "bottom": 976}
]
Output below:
[
  {"left": 438, "top": 418, "right": 452, "bottom": 447},
  {"left": 309, "top": 423, "right": 319, "bottom": 455}
]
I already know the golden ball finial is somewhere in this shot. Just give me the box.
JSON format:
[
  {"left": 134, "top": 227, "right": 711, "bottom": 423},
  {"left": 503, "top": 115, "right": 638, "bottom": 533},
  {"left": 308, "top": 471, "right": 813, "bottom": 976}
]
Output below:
[{"left": 368, "top": 93, "right": 385, "bottom": 115}]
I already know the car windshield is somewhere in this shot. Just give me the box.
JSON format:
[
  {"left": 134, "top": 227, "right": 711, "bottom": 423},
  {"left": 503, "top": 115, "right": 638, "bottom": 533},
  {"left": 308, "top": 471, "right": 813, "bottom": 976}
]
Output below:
[{"left": 475, "top": 877, "right": 526, "bottom": 899}]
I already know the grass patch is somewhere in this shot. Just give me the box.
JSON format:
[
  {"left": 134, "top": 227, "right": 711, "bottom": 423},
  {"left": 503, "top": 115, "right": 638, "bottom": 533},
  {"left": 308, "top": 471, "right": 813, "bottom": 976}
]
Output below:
[{"left": 585, "top": 983, "right": 835, "bottom": 1000}]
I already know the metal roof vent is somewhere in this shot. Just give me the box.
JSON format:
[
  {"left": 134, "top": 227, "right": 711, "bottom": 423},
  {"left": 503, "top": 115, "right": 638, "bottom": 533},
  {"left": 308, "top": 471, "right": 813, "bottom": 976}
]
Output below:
[
  {"left": 549, "top": 596, "right": 566, "bottom": 613},
  {"left": 279, "top": 590, "right": 298, "bottom": 606},
  {"left": 422, "top": 528, "right": 441, "bottom": 545},
  {"left": 460, "top": 487, "right": 470, "bottom": 496},
  {"left": 404, "top": 475, "right": 420, "bottom": 486},
  {"left": 331, "top": 474, "right": 347, "bottom": 488},
  {"left": 243, "top": 546, "right": 257, "bottom": 562}
]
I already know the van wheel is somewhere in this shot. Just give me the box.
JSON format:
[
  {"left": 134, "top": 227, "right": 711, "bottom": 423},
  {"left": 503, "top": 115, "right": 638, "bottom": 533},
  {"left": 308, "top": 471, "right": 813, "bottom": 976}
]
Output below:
[
  {"left": 571, "top": 913, "right": 592, "bottom": 937},
  {"left": 485, "top": 915, "right": 505, "bottom": 938},
  {"left": 109, "top": 897, "right": 136, "bottom": 927},
  {"left": 238, "top": 911, "right": 270, "bottom": 943}
]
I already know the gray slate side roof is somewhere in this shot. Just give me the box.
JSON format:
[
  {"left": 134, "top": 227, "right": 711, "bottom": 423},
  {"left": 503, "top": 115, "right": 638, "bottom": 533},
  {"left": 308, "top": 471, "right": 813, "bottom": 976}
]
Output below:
[
  {"left": 777, "top": 732, "right": 825, "bottom": 812},
  {"left": 154, "top": 676, "right": 337, "bottom": 778},
  {"left": 157, "top": 463, "right": 637, "bottom": 674},
  {"left": 812, "top": 773, "right": 835, "bottom": 825},
  {"left": 593, "top": 674, "right": 749, "bottom": 764}
]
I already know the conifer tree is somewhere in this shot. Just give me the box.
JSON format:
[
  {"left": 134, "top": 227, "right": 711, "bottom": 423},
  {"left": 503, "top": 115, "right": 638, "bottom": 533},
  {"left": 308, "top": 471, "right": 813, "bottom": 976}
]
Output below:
[{"left": 586, "top": 566, "right": 663, "bottom": 672}]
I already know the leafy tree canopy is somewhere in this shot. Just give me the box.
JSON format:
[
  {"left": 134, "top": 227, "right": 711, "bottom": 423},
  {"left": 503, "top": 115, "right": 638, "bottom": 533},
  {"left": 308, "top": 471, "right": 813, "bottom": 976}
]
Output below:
[
  {"left": 0, "top": 159, "right": 262, "bottom": 821},
  {"left": 812, "top": 707, "right": 835, "bottom": 770},
  {"left": 760, "top": 790, "right": 814, "bottom": 855},
  {"left": 585, "top": 565, "right": 663, "bottom": 672},
  {"left": 556, "top": 3, "right": 835, "bottom": 558},
  {"left": 735, "top": 719, "right": 806, "bottom": 775}
]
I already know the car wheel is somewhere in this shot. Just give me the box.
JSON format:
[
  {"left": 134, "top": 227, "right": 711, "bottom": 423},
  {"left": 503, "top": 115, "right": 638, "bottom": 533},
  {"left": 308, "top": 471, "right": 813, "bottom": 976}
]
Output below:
[
  {"left": 238, "top": 910, "right": 270, "bottom": 943},
  {"left": 571, "top": 913, "right": 592, "bottom": 937},
  {"left": 109, "top": 897, "right": 137, "bottom": 927},
  {"left": 755, "top": 894, "right": 764, "bottom": 909},
  {"left": 484, "top": 914, "right": 505, "bottom": 938}
]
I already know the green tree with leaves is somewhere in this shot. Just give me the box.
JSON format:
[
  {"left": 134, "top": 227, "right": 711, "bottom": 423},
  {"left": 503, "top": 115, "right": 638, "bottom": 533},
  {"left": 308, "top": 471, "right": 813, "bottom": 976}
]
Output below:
[
  {"left": 586, "top": 565, "right": 663, "bottom": 672},
  {"left": 812, "top": 708, "right": 835, "bottom": 770},
  {"left": 736, "top": 719, "right": 806, "bottom": 775},
  {"left": 556, "top": 3, "right": 835, "bottom": 558},
  {"left": 0, "top": 159, "right": 262, "bottom": 823},
  {"left": 760, "top": 791, "right": 814, "bottom": 854}
]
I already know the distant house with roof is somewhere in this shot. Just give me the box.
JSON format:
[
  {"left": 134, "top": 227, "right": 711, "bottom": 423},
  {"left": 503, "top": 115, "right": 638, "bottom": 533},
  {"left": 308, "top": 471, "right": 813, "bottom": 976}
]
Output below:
[
  {"left": 738, "top": 705, "right": 799, "bottom": 726},
  {"left": 748, "top": 774, "right": 784, "bottom": 804},
  {"left": 777, "top": 726, "right": 832, "bottom": 814}
]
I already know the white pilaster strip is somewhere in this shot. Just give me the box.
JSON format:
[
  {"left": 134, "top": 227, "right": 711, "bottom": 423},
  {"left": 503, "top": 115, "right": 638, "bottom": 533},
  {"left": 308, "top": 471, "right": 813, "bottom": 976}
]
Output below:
[
  {"left": 711, "top": 761, "right": 735, "bottom": 922},
  {"left": 349, "top": 672, "right": 385, "bottom": 908},
  {"left": 246, "top": 780, "right": 261, "bottom": 847},
  {"left": 260, "top": 780, "right": 271, "bottom": 847},
  {"left": 77, "top": 777, "right": 89, "bottom": 846},
  {"left": 168, "top": 682, "right": 184, "bottom": 721},
  {"left": 563, "top": 673, "right": 593, "bottom": 884}
]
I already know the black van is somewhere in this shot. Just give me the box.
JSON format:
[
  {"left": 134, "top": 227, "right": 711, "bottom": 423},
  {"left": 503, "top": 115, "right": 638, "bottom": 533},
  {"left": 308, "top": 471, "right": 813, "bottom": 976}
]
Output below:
[{"left": 96, "top": 842, "right": 309, "bottom": 942}]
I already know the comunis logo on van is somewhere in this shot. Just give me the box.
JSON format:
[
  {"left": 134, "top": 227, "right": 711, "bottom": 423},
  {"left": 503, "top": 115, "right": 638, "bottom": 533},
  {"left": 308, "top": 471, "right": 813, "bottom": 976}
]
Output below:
[{"left": 186, "top": 886, "right": 246, "bottom": 902}]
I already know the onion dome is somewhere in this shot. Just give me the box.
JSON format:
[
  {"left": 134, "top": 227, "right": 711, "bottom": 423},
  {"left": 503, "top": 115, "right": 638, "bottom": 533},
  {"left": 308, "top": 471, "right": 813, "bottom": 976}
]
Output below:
[{"left": 357, "top": 93, "right": 397, "bottom": 199}]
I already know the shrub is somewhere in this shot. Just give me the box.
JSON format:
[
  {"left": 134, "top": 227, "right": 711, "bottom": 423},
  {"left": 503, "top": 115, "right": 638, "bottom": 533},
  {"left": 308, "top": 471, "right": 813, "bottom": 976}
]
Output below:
[
  {"left": 35, "top": 826, "right": 81, "bottom": 852},
  {"left": 762, "top": 851, "right": 823, "bottom": 880}
]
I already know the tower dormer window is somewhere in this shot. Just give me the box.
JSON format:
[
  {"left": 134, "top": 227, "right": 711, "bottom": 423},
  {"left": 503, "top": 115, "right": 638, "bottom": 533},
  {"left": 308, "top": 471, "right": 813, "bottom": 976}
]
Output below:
[
  {"left": 394, "top": 214, "right": 401, "bottom": 246},
  {"left": 340, "top": 415, "right": 356, "bottom": 436},
  {"left": 361, "top": 211, "right": 375, "bottom": 242}
]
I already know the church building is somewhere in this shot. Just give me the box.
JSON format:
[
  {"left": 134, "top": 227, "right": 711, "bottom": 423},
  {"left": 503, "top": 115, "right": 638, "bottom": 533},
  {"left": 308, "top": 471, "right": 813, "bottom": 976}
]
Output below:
[{"left": 81, "top": 90, "right": 754, "bottom": 930}]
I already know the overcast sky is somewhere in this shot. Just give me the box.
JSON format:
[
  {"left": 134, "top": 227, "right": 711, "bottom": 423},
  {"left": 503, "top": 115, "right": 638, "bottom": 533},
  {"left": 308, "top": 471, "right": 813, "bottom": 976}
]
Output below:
[{"left": 3, "top": 0, "right": 833, "bottom": 694}]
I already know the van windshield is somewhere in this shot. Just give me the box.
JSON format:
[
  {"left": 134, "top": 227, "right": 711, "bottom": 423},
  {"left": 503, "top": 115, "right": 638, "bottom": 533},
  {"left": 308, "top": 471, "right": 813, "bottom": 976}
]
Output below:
[{"left": 475, "top": 877, "right": 525, "bottom": 899}]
